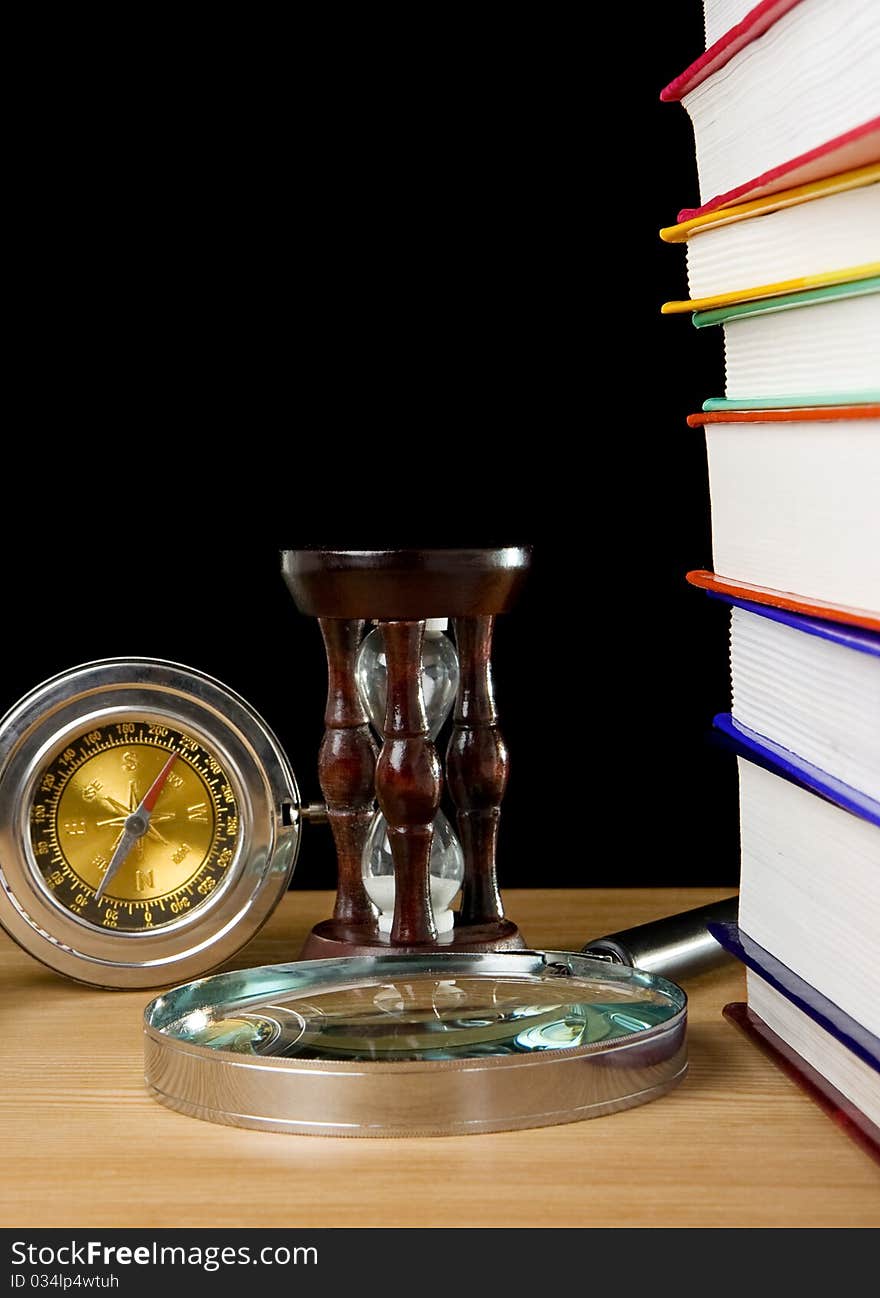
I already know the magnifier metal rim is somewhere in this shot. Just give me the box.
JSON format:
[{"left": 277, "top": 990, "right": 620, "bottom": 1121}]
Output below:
[
  {"left": 144, "top": 950, "right": 688, "bottom": 1136},
  {"left": 0, "top": 658, "right": 301, "bottom": 988}
]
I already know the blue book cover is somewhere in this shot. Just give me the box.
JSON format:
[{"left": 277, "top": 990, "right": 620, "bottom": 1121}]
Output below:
[
  {"left": 712, "top": 714, "right": 880, "bottom": 829},
  {"left": 706, "top": 590, "right": 880, "bottom": 660},
  {"left": 710, "top": 923, "right": 880, "bottom": 1074}
]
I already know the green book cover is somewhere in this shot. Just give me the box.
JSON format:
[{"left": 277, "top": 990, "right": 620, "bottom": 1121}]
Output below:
[
  {"left": 703, "top": 392, "right": 880, "bottom": 411},
  {"left": 693, "top": 276, "right": 880, "bottom": 329}
]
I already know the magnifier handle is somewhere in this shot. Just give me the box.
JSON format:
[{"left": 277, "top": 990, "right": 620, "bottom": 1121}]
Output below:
[{"left": 582, "top": 896, "right": 738, "bottom": 981}]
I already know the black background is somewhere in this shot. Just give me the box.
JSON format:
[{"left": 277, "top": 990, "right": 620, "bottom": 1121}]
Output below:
[{"left": 4, "top": 0, "right": 738, "bottom": 889}]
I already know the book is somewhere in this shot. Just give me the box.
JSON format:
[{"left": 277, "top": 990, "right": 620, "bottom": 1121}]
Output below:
[
  {"left": 662, "top": 0, "right": 880, "bottom": 213},
  {"left": 724, "top": 1000, "right": 880, "bottom": 1162},
  {"left": 675, "top": 120, "right": 880, "bottom": 223},
  {"left": 720, "top": 595, "right": 880, "bottom": 801},
  {"left": 689, "top": 405, "right": 880, "bottom": 615},
  {"left": 713, "top": 922, "right": 880, "bottom": 1158},
  {"left": 713, "top": 735, "right": 880, "bottom": 1038},
  {"left": 663, "top": 163, "right": 879, "bottom": 243},
  {"left": 687, "top": 569, "right": 880, "bottom": 633},
  {"left": 746, "top": 975, "right": 880, "bottom": 1134},
  {"left": 660, "top": 168, "right": 880, "bottom": 312},
  {"left": 692, "top": 278, "right": 880, "bottom": 402}
]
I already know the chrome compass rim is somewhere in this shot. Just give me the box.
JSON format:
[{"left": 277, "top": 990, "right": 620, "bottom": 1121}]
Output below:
[{"left": 0, "top": 658, "right": 301, "bottom": 988}]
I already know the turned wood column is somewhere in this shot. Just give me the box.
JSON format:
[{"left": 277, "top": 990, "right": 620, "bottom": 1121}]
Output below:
[
  {"left": 317, "top": 618, "right": 377, "bottom": 925},
  {"left": 375, "top": 620, "right": 442, "bottom": 945},
  {"left": 446, "top": 615, "right": 508, "bottom": 926}
]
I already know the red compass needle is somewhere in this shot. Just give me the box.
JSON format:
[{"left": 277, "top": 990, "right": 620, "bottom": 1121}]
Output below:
[
  {"left": 95, "top": 753, "right": 179, "bottom": 902},
  {"left": 140, "top": 753, "right": 179, "bottom": 813}
]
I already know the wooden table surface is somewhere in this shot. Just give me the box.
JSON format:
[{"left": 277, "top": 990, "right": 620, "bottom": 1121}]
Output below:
[{"left": 2, "top": 888, "right": 878, "bottom": 1228}]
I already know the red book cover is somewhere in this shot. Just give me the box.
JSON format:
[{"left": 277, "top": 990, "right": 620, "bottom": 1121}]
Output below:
[
  {"left": 660, "top": 0, "right": 880, "bottom": 219},
  {"left": 661, "top": 0, "right": 803, "bottom": 102},
  {"left": 725, "top": 1003, "right": 880, "bottom": 1165},
  {"left": 677, "top": 120, "right": 880, "bottom": 222}
]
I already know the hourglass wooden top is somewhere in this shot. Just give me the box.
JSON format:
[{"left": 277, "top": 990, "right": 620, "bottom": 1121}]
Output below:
[{"left": 281, "top": 547, "right": 532, "bottom": 619}]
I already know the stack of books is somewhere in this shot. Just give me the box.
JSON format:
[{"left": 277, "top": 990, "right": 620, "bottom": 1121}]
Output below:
[{"left": 662, "top": 0, "right": 880, "bottom": 1157}]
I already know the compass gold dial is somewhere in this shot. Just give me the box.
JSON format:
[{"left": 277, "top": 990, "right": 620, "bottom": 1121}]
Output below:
[{"left": 29, "top": 722, "right": 240, "bottom": 932}]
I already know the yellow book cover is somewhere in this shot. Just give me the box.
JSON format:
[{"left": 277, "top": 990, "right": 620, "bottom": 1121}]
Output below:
[
  {"left": 659, "top": 164, "right": 880, "bottom": 243},
  {"left": 660, "top": 165, "right": 880, "bottom": 314},
  {"left": 662, "top": 261, "right": 880, "bottom": 314}
]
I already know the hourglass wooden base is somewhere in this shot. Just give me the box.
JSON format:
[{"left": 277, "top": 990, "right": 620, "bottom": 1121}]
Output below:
[
  {"left": 282, "top": 548, "right": 531, "bottom": 960},
  {"left": 301, "top": 917, "right": 525, "bottom": 961}
]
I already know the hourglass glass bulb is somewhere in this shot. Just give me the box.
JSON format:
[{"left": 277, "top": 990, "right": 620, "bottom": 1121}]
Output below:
[
  {"left": 363, "top": 809, "right": 464, "bottom": 934},
  {"left": 355, "top": 620, "right": 459, "bottom": 740},
  {"left": 357, "top": 619, "right": 464, "bottom": 937}
]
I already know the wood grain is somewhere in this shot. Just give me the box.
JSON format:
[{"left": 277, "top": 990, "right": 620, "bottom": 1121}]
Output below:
[
  {"left": 447, "top": 615, "right": 508, "bottom": 927},
  {"left": 376, "top": 620, "right": 441, "bottom": 945},
  {"left": 2, "top": 888, "right": 878, "bottom": 1228},
  {"left": 281, "top": 547, "right": 531, "bottom": 619},
  {"left": 316, "top": 617, "right": 377, "bottom": 928}
]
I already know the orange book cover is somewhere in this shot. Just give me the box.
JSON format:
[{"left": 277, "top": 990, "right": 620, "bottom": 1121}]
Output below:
[
  {"left": 686, "top": 572, "right": 880, "bottom": 634},
  {"left": 687, "top": 404, "right": 880, "bottom": 427},
  {"left": 687, "top": 404, "right": 880, "bottom": 631}
]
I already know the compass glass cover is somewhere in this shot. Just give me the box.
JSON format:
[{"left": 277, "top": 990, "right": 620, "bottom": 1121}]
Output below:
[{"left": 29, "top": 721, "right": 240, "bottom": 931}]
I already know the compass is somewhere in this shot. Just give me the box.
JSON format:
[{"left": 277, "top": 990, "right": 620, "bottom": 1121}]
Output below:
[{"left": 0, "top": 659, "right": 301, "bottom": 988}]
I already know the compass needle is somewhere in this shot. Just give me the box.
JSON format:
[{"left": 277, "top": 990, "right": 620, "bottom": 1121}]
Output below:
[{"left": 95, "top": 755, "right": 178, "bottom": 902}]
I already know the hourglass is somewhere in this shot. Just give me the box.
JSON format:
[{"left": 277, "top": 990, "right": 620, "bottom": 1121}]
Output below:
[{"left": 281, "top": 547, "right": 530, "bottom": 958}]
